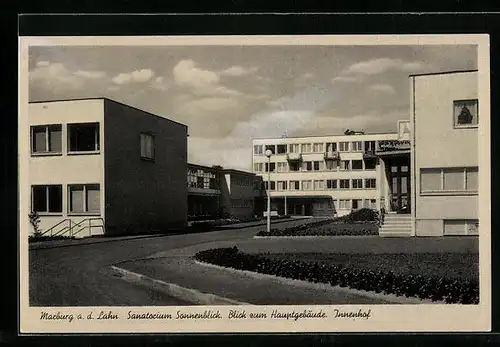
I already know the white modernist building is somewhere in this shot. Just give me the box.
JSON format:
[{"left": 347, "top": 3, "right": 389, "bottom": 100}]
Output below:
[
  {"left": 28, "top": 98, "right": 188, "bottom": 237},
  {"left": 252, "top": 69, "right": 480, "bottom": 237}
]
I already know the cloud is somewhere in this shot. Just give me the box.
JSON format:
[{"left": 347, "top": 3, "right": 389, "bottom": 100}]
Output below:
[
  {"left": 30, "top": 61, "right": 84, "bottom": 91},
  {"left": 220, "top": 65, "right": 258, "bottom": 77},
  {"left": 74, "top": 70, "right": 106, "bottom": 79},
  {"left": 368, "top": 83, "right": 396, "bottom": 94},
  {"left": 173, "top": 59, "right": 244, "bottom": 97},
  {"left": 345, "top": 58, "right": 432, "bottom": 75},
  {"left": 111, "top": 68, "right": 155, "bottom": 85},
  {"left": 173, "top": 59, "right": 219, "bottom": 89},
  {"left": 332, "top": 75, "right": 359, "bottom": 83},
  {"left": 188, "top": 136, "right": 252, "bottom": 171},
  {"left": 150, "top": 76, "right": 170, "bottom": 91},
  {"left": 177, "top": 97, "right": 241, "bottom": 117}
]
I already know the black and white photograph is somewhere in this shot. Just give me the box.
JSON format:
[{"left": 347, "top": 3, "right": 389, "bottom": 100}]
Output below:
[{"left": 19, "top": 34, "right": 491, "bottom": 333}]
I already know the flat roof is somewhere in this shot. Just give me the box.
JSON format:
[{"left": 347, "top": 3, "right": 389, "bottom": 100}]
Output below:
[
  {"left": 409, "top": 69, "right": 478, "bottom": 77},
  {"left": 29, "top": 97, "right": 188, "bottom": 129},
  {"left": 187, "top": 163, "right": 254, "bottom": 176},
  {"left": 252, "top": 131, "right": 398, "bottom": 141},
  {"left": 222, "top": 168, "right": 256, "bottom": 176}
]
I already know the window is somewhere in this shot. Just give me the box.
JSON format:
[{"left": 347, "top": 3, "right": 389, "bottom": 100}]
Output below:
[
  {"left": 140, "top": 133, "right": 155, "bottom": 160},
  {"left": 314, "top": 180, "right": 324, "bottom": 190},
  {"left": 326, "top": 160, "right": 338, "bottom": 171},
  {"left": 364, "top": 199, "right": 377, "bottom": 209},
  {"left": 326, "top": 142, "right": 337, "bottom": 152},
  {"left": 277, "top": 144, "right": 287, "bottom": 154},
  {"left": 339, "top": 142, "right": 349, "bottom": 152},
  {"left": 364, "top": 158, "right": 377, "bottom": 170},
  {"left": 253, "top": 145, "right": 263, "bottom": 155},
  {"left": 352, "top": 141, "right": 363, "bottom": 151},
  {"left": 265, "top": 162, "right": 276, "bottom": 172},
  {"left": 68, "top": 122, "right": 100, "bottom": 152},
  {"left": 365, "top": 141, "right": 376, "bottom": 152},
  {"left": 313, "top": 161, "right": 323, "bottom": 171},
  {"left": 254, "top": 163, "right": 263, "bottom": 172},
  {"left": 69, "top": 184, "right": 100, "bottom": 214},
  {"left": 277, "top": 181, "right": 288, "bottom": 191},
  {"left": 365, "top": 178, "right": 377, "bottom": 189},
  {"left": 326, "top": 179, "right": 337, "bottom": 189},
  {"left": 339, "top": 199, "right": 350, "bottom": 210},
  {"left": 352, "top": 179, "right": 363, "bottom": 189},
  {"left": 444, "top": 219, "right": 479, "bottom": 236},
  {"left": 289, "top": 162, "right": 300, "bottom": 171},
  {"left": 301, "top": 180, "right": 312, "bottom": 190},
  {"left": 264, "top": 145, "right": 276, "bottom": 154},
  {"left": 301, "top": 143, "right": 312, "bottom": 153},
  {"left": 290, "top": 180, "right": 300, "bottom": 190},
  {"left": 31, "top": 185, "right": 62, "bottom": 213},
  {"left": 313, "top": 143, "right": 324, "bottom": 153},
  {"left": 352, "top": 199, "right": 363, "bottom": 210},
  {"left": 352, "top": 160, "right": 363, "bottom": 170},
  {"left": 339, "top": 179, "right": 350, "bottom": 189},
  {"left": 277, "top": 162, "right": 288, "bottom": 173},
  {"left": 420, "top": 167, "right": 478, "bottom": 193},
  {"left": 340, "top": 160, "right": 350, "bottom": 171},
  {"left": 289, "top": 144, "right": 300, "bottom": 153},
  {"left": 270, "top": 181, "right": 276, "bottom": 190},
  {"left": 466, "top": 167, "right": 478, "bottom": 191},
  {"left": 454, "top": 99, "right": 478, "bottom": 127},
  {"left": 302, "top": 161, "right": 313, "bottom": 171},
  {"left": 31, "top": 124, "right": 62, "bottom": 154}
]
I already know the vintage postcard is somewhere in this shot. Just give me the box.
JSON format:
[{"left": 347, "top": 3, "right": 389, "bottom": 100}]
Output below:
[{"left": 18, "top": 34, "right": 491, "bottom": 334}]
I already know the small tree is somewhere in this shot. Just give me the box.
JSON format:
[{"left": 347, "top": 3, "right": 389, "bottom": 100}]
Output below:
[{"left": 29, "top": 211, "right": 42, "bottom": 237}]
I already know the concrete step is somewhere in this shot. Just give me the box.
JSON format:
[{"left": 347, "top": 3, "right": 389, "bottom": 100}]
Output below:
[
  {"left": 384, "top": 216, "right": 411, "bottom": 220},
  {"left": 382, "top": 221, "right": 412, "bottom": 225}
]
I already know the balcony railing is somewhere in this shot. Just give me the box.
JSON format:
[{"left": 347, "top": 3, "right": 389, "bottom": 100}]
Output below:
[
  {"left": 286, "top": 153, "right": 302, "bottom": 161},
  {"left": 324, "top": 151, "right": 340, "bottom": 160},
  {"left": 363, "top": 150, "right": 377, "bottom": 159}
]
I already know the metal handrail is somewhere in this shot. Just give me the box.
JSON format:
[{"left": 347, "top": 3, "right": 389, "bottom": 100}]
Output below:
[
  {"left": 71, "top": 217, "right": 105, "bottom": 237},
  {"left": 41, "top": 218, "right": 70, "bottom": 237},
  {"left": 39, "top": 217, "right": 105, "bottom": 238}
]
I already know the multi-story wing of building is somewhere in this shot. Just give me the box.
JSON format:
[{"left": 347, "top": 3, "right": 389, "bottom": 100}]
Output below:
[{"left": 252, "top": 69, "right": 480, "bottom": 237}]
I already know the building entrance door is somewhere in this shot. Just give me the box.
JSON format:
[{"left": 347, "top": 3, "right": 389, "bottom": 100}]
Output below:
[{"left": 389, "top": 159, "right": 411, "bottom": 214}]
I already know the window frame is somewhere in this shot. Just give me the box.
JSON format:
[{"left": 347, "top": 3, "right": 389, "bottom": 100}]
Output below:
[
  {"left": 67, "top": 122, "right": 100, "bottom": 155},
  {"left": 30, "top": 124, "right": 63, "bottom": 156},
  {"left": 339, "top": 179, "right": 350, "bottom": 189},
  {"left": 365, "top": 178, "right": 377, "bottom": 189},
  {"left": 67, "top": 183, "right": 101, "bottom": 216},
  {"left": 326, "top": 179, "right": 337, "bottom": 189},
  {"left": 352, "top": 178, "right": 363, "bottom": 189},
  {"left": 140, "top": 132, "right": 156, "bottom": 161},
  {"left": 351, "top": 159, "right": 363, "bottom": 171},
  {"left": 339, "top": 141, "right": 350, "bottom": 152},
  {"left": 352, "top": 141, "right": 363, "bottom": 152},
  {"left": 31, "top": 184, "right": 63, "bottom": 215},
  {"left": 453, "top": 99, "right": 479, "bottom": 129},
  {"left": 420, "top": 167, "right": 478, "bottom": 195},
  {"left": 254, "top": 145, "right": 263, "bottom": 155}
]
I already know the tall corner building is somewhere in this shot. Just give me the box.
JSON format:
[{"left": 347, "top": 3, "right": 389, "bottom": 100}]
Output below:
[{"left": 252, "top": 69, "right": 479, "bottom": 237}]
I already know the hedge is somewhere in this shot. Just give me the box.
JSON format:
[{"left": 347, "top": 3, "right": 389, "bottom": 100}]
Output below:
[
  {"left": 193, "top": 247, "right": 479, "bottom": 304},
  {"left": 29, "top": 235, "right": 76, "bottom": 243},
  {"left": 256, "top": 214, "right": 378, "bottom": 237}
]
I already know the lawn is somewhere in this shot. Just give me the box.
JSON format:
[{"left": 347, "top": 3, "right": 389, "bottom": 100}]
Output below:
[{"left": 263, "top": 252, "right": 479, "bottom": 281}]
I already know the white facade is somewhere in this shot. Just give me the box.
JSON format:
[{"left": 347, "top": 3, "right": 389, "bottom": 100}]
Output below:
[
  {"left": 252, "top": 132, "right": 399, "bottom": 217},
  {"left": 411, "top": 70, "right": 479, "bottom": 236},
  {"left": 28, "top": 98, "right": 188, "bottom": 238},
  {"left": 29, "top": 99, "right": 106, "bottom": 236}
]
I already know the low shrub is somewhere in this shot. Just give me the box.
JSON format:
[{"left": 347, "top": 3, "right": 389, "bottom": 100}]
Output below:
[
  {"left": 337, "top": 208, "right": 380, "bottom": 224},
  {"left": 193, "top": 247, "right": 479, "bottom": 304},
  {"left": 256, "top": 217, "right": 378, "bottom": 237},
  {"left": 29, "top": 234, "right": 76, "bottom": 243}
]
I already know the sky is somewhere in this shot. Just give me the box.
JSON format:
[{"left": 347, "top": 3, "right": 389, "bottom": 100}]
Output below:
[{"left": 28, "top": 44, "right": 477, "bottom": 171}]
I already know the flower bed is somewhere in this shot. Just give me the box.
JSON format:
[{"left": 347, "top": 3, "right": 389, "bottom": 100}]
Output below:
[
  {"left": 193, "top": 247, "right": 479, "bottom": 304},
  {"left": 257, "top": 223, "right": 378, "bottom": 237}
]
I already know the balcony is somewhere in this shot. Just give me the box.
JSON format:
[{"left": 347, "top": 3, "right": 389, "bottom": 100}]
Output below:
[
  {"left": 286, "top": 153, "right": 302, "bottom": 162},
  {"left": 324, "top": 151, "right": 340, "bottom": 161},
  {"left": 363, "top": 150, "right": 377, "bottom": 159}
]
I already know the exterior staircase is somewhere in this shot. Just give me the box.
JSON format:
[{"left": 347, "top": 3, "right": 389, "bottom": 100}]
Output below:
[{"left": 379, "top": 213, "right": 412, "bottom": 237}]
